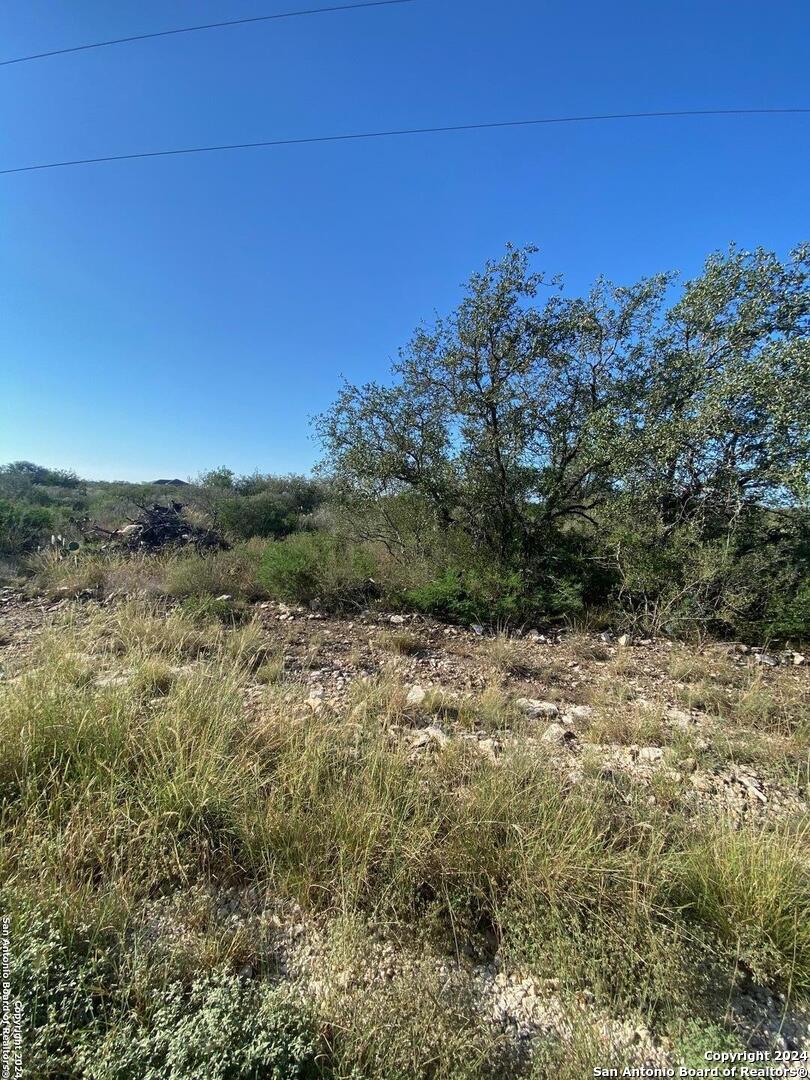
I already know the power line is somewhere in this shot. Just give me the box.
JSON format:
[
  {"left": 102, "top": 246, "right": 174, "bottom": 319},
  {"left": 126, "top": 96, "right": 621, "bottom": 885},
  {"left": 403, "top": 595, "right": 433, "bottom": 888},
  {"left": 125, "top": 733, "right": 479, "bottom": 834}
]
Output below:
[
  {"left": 0, "top": 0, "right": 415, "bottom": 67},
  {"left": 2, "top": 108, "right": 808, "bottom": 176}
]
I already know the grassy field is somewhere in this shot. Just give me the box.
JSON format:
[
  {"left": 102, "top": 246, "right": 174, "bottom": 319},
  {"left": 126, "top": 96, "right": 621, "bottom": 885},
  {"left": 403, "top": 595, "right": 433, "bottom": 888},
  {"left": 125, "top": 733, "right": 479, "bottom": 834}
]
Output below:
[{"left": 1, "top": 581, "right": 808, "bottom": 1077}]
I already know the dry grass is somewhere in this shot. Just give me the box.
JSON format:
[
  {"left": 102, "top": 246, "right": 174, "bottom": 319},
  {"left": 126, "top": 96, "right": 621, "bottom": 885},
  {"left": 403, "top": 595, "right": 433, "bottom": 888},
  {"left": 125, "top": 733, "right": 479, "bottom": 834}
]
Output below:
[
  {"left": 29, "top": 541, "right": 269, "bottom": 601},
  {"left": 3, "top": 603, "right": 810, "bottom": 1076},
  {"left": 586, "top": 701, "right": 672, "bottom": 747},
  {"left": 609, "top": 648, "right": 639, "bottom": 678},
  {"left": 254, "top": 652, "right": 286, "bottom": 685},
  {"left": 566, "top": 634, "right": 611, "bottom": 663},
  {"left": 675, "top": 669, "right": 809, "bottom": 741},
  {"left": 667, "top": 646, "right": 742, "bottom": 687},
  {"left": 674, "top": 821, "right": 810, "bottom": 988},
  {"left": 481, "top": 633, "right": 540, "bottom": 678},
  {"left": 377, "top": 628, "right": 427, "bottom": 656}
]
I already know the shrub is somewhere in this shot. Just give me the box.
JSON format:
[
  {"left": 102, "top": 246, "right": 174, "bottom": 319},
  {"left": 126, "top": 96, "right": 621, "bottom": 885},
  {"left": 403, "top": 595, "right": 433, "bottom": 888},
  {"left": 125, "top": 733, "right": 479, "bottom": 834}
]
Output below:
[
  {"left": 4, "top": 901, "right": 321, "bottom": 1080},
  {"left": 605, "top": 507, "right": 810, "bottom": 643},
  {"left": 80, "top": 974, "right": 321, "bottom": 1080},
  {"left": 4, "top": 905, "right": 117, "bottom": 1077},
  {"left": 0, "top": 461, "right": 81, "bottom": 489},
  {"left": 765, "top": 577, "right": 810, "bottom": 643},
  {"left": 672, "top": 1020, "right": 746, "bottom": 1071},
  {"left": 0, "top": 498, "right": 53, "bottom": 558},
  {"left": 259, "top": 533, "right": 378, "bottom": 611},
  {"left": 404, "top": 564, "right": 583, "bottom": 626},
  {"left": 217, "top": 492, "right": 298, "bottom": 541},
  {"left": 405, "top": 566, "right": 528, "bottom": 624}
]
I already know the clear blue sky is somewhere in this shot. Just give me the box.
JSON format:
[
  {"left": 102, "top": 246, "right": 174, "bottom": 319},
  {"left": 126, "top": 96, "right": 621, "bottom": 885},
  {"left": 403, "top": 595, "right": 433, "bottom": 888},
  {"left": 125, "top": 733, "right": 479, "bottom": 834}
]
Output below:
[{"left": 2, "top": 0, "right": 808, "bottom": 481}]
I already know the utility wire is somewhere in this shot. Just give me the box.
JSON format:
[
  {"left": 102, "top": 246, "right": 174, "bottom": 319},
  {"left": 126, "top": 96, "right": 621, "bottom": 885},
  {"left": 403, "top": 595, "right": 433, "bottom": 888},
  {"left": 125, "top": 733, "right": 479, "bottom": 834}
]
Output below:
[
  {"left": 0, "top": 0, "right": 414, "bottom": 67},
  {"left": 2, "top": 108, "right": 808, "bottom": 176}
]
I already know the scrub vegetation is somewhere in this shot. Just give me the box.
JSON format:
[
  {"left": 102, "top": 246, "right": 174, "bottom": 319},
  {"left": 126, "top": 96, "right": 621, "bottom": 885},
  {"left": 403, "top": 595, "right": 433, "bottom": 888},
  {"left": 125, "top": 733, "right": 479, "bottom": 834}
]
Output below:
[{"left": 1, "top": 242, "right": 809, "bottom": 1075}]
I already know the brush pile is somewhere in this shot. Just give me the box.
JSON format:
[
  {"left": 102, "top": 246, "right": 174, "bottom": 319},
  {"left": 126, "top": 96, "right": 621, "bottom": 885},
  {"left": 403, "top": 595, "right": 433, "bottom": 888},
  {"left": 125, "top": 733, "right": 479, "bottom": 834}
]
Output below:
[{"left": 89, "top": 502, "right": 225, "bottom": 552}]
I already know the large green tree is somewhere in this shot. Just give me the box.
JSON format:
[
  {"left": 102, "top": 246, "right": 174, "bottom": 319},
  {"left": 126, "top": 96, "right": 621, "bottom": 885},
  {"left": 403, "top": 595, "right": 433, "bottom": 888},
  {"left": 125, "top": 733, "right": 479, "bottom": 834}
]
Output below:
[
  {"left": 317, "top": 245, "right": 671, "bottom": 560},
  {"left": 316, "top": 243, "right": 810, "bottom": 631},
  {"left": 625, "top": 244, "right": 810, "bottom": 527}
]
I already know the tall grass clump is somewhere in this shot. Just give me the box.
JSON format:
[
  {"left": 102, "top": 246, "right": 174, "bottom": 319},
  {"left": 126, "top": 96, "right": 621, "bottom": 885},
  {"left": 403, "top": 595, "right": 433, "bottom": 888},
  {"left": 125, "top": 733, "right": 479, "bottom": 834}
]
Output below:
[
  {"left": 674, "top": 821, "right": 810, "bottom": 991},
  {"left": 29, "top": 549, "right": 117, "bottom": 597},
  {"left": 162, "top": 540, "right": 268, "bottom": 600},
  {"left": 29, "top": 541, "right": 269, "bottom": 602}
]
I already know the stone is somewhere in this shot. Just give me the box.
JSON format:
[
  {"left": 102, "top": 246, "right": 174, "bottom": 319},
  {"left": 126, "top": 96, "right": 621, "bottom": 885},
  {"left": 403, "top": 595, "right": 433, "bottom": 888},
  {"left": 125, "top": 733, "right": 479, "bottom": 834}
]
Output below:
[
  {"left": 405, "top": 684, "right": 427, "bottom": 706},
  {"left": 541, "top": 723, "right": 576, "bottom": 746},
  {"left": 666, "top": 708, "right": 693, "bottom": 727},
  {"left": 515, "top": 697, "right": 559, "bottom": 719},
  {"left": 791, "top": 652, "right": 806, "bottom": 666},
  {"left": 637, "top": 746, "right": 664, "bottom": 763},
  {"left": 477, "top": 738, "right": 498, "bottom": 762},
  {"left": 617, "top": 633, "right": 631, "bottom": 647},
  {"left": 389, "top": 614, "right": 406, "bottom": 624},
  {"left": 410, "top": 725, "right": 448, "bottom": 750},
  {"left": 737, "top": 774, "right": 767, "bottom": 803},
  {"left": 565, "top": 704, "right": 593, "bottom": 721},
  {"left": 755, "top": 652, "right": 779, "bottom": 667}
]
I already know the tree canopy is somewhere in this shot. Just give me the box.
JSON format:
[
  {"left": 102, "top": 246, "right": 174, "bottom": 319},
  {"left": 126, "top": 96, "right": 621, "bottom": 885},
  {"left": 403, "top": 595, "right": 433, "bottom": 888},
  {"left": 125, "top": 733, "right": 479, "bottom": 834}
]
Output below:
[{"left": 317, "top": 244, "right": 810, "bottom": 561}]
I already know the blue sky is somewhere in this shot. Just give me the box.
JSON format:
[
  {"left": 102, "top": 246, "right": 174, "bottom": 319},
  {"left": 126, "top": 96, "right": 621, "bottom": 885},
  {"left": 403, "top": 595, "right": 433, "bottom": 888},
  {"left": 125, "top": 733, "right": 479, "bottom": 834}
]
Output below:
[{"left": 2, "top": 0, "right": 808, "bottom": 481}]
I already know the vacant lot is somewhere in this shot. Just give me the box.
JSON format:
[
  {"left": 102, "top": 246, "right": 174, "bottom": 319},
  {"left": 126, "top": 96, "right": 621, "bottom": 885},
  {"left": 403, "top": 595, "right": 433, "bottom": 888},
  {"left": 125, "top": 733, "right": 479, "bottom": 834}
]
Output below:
[{"left": 1, "top": 585, "right": 808, "bottom": 1078}]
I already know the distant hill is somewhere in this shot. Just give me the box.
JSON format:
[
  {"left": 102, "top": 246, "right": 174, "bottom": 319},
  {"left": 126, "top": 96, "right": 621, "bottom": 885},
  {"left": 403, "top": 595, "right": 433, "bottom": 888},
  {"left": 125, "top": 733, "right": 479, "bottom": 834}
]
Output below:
[{"left": 152, "top": 479, "right": 189, "bottom": 486}]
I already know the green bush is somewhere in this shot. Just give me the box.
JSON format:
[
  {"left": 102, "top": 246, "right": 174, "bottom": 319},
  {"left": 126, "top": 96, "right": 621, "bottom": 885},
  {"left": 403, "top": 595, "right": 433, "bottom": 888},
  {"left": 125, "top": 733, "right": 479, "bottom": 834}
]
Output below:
[
  {"left": 217, "top": 492, "right": 299, "bottom": 540},
  {"left": 0, "top": 461, "right": 81, "bottom": 489},
  {"left": 763, "top": 576, "right": 810, "bottom": 643},
  {"left": 81, "top": 973, "right": 321, "bottom": 1080},
  {"left": 5, "top": 903, "right": 321, "bottom": 1080},
  {"left": 404, "top": 564, "right": 586, "bottom": 627},
  {"left": 0, "top": 498, "right": 53, "bottom": 558},
  {"left": 604, "top": 505, "right": 810, "bottom": 642},
  {"left": 259, "top": 533, "right": 378, "bottom": 611}
]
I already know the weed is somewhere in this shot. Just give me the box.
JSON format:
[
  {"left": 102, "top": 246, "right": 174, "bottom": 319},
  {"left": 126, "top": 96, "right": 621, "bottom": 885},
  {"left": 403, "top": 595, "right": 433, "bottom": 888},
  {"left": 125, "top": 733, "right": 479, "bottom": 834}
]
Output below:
[
  {"left": 587, "top": 702, "right": 671, "bottom": 747},
  {"left": 481, "top": 634, "right": 539, "bottom": 678},
  {"left": 378, "top": 629, "right": 426, "bottom": 657},
  {"left": 674, "top": 821, "right": 810, "bottom": 990}
]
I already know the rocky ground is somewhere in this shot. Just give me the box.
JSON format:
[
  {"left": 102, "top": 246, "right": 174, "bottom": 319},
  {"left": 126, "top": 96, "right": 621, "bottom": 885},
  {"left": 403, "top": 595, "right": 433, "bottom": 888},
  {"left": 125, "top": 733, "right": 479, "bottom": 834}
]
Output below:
[{"left": 2, "top": 584, "right": 809, "bottom": 1069}]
